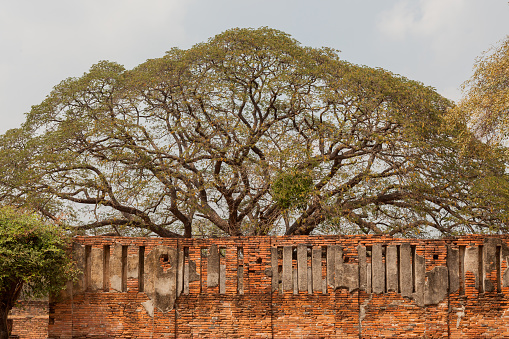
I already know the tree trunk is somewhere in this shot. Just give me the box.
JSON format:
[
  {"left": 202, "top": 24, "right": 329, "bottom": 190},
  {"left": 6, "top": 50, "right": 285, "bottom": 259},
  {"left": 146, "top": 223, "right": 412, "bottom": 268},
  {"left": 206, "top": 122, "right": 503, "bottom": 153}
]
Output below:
[
  {"left": 0, "top": 307, "right": 10, "bottom": 339},
  {"left": 0, "top": 280, "right": 23, "bottom": 339}
]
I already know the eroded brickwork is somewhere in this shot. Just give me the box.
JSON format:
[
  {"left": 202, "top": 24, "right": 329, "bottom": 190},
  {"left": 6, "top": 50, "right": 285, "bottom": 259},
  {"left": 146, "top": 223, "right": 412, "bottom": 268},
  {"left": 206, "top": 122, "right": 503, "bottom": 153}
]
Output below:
[
  {"left": 9, "top": 235, "right": 509, "bottom": 338},
  {"left": 9, "top": 300, "right": 48, "bottom": 339}
]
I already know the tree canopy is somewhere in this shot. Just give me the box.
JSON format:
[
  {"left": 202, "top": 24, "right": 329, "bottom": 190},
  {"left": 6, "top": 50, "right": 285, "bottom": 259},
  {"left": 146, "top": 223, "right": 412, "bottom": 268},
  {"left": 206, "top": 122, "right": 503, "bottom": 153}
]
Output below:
[
  {"left": 0, "top": 27, "right": 508, "bottom": 238},
  {"left": 0, "top": 206, "right": 75, "bottom": 339},
  {"left": 456, "top": 36, "right": 509, "bottom": 144}
]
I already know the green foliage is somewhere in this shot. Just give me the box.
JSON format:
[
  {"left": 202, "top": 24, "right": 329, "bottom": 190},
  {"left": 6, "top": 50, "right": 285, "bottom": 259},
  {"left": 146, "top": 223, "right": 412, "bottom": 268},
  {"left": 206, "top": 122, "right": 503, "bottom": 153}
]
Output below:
[
  {"left": 0, "top": 206, "right": 76, "bottom": 299},
  {"left": 272, "top": 171, "right": 313, "bottom": 210},
  {"left": 456, "top": 36, "right": 509, "bottom": 143},
  {"left": 1, "top": 27, "right": 508, "bottom": 237}
]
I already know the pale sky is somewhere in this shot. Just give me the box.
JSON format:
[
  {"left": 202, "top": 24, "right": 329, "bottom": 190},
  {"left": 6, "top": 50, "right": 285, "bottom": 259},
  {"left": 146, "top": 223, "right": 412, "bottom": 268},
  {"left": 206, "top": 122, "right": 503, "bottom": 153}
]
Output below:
[{"left": 1, "top": 0, "right": 508, "bottom": 134}]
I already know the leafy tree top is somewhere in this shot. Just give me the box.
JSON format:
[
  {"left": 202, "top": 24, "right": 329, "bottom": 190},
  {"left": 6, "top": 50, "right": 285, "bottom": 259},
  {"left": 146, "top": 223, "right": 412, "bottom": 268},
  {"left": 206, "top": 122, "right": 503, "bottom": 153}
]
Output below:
[
  {"left": 0, "top": 206, "right": 75, "bottom": 299},
  {"left": 456, "top": 36, "right": 509, "bottom": 144},
  {"left": 1, "top": 27, "right": 507, "bottom": 238}
]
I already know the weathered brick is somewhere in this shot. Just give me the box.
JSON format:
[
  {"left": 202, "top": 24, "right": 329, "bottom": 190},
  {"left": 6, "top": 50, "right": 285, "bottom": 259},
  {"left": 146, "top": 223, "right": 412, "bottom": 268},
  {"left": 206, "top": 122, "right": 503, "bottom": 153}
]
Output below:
[{"left": 8, "top": 234, "right": 509, "bottom": 338}]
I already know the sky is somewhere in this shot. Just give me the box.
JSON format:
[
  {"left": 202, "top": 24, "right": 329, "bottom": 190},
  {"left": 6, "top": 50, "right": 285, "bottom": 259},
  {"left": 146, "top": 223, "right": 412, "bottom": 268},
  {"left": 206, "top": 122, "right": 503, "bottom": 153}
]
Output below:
[{"left": 0, "top": 0, "right": 508, "bottom": 134}]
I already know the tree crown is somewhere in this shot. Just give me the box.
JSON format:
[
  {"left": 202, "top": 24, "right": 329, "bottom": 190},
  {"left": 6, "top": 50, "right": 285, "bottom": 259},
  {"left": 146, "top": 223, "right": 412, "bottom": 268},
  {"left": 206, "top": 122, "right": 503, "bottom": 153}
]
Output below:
[
  {"left": 1, "top": 27, "right": 507, "bottom": 238},
  {"left": 0, "top": 206, "right": 75, "bottom": 299},
  {"left": 456, "top": 36, "right": 509, "bottom": 144}
]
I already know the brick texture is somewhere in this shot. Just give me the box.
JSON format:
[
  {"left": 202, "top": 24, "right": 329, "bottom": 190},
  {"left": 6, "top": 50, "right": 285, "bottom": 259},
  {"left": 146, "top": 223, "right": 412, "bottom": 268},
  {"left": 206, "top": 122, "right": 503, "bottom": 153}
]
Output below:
[{"left": 8, "top": 234, "right": 509, "bottom": 338}]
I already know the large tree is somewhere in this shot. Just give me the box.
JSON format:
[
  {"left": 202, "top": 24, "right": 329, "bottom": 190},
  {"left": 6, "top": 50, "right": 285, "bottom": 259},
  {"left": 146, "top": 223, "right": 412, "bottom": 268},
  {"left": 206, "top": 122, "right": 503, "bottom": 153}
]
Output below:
[
  {"left": 456, "top": 36, "right": 509, "bottom": 144},
  {"left": 1, "top": 28, "right": 507, "bottom": 237},
  {"left": 0, "top": 206, "right": 75, "bottom": 339}
]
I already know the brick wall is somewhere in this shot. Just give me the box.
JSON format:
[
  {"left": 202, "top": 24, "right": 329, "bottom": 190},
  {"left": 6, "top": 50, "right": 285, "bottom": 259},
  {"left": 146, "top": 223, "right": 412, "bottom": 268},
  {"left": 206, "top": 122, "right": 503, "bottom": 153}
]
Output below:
[
  {"left": 9, "top": 300, "right": 48, "bottom": 339},
  {"left": 9, "top": 235, "right": 509, "bottom": 338}
]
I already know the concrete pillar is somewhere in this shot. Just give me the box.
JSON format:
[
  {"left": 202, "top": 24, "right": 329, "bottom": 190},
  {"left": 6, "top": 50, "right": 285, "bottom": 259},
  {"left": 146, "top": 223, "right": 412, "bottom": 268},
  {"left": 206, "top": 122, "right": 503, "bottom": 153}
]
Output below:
[
  {"left": 207, "top": 244, "right": 219, "bottom": 288},
  {"left": 400, "top": 243, "right": 412, "bottom": 297},
  {"left": 282, "top": 246, "right": 293, "bottom": 291},
  {"left": 372, "top": 244, "right": 384, "bottom": 294},
  {"left": 413, "top": 253, "right": 425, "bottom": 306},
  {"left": 293, "top": 269, "right": 298, "bottom": 295},
  {"left": 72, "top": 243, "right": 85, "bottom": 294},
  {"left": 220, "top": 263, "right": 226, "bottom": 294},
  {"left": 312, "top": 246, "right": 322, "bottom": 292},
  {"left": 307, "top": 267, "right": 313, "bottom": 294},
  {"left": 343, "top": 264, "right": 359, "bottom": 292},
  {"left": 89, "top": 247, "right": 103, "bottom": 291},
  {"left": 503, "top": 255, "right": 509, "bottom": 288},
  {"left": 366, "top": 263, "right": 372, "bottom": 294},
  {"left": 424, "top": 266, "right": 448, "bottom": 305},
  {"left": 358, "top": 245, "right": 367, "bottom": 291},
  {"left": 184, "top": 260, "right": 190, "bottom": 295},
  {"left": 271, "top": 247, "right": 279, "bottom": 293},
  {"left": 447, "top": 245, "right": 459, "bottom": 293},
  {"left": 297, "top": 244, "right": 307, "bottom": 292},
  {"left": 142, "top": 245, "right": 177, "bottom": 316},
  {"left": 177, "top": 248, "right": 184, "bottom": 297},
  {"left": 326, "top": 245, "right": 336, "bottom": 289},
  {"left": 386, "top": 245, "right": 398, "bottom": 292}
]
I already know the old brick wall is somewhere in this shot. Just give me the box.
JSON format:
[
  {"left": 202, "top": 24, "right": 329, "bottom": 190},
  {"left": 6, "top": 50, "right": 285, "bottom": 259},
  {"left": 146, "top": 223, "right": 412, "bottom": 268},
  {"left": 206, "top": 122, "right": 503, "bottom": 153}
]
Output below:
[
  {"left": 9, "top": 300, "right": 49, "bottom": 339},
  {"left": 9, "top": 235, "right": 509, "bottom": 338}
]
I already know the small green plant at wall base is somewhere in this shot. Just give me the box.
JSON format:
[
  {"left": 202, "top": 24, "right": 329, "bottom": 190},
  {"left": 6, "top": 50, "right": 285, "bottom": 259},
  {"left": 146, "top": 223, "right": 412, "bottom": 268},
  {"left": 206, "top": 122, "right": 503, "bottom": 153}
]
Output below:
[{"left": 0, "top": 206, "right": 77, "bottom": 339}]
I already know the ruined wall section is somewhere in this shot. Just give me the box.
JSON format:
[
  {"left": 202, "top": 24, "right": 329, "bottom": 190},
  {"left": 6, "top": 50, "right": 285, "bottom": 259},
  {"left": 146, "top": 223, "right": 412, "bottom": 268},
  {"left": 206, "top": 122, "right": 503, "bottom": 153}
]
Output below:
[
  {"left": 9, "top": 300, "right": 48, "bottom": 339},
  {"left": 10, "top": 234, "right": 509, "bottom": 338},
  {"left": 447, "top": 237, "right": 509, "bottom": 338}
]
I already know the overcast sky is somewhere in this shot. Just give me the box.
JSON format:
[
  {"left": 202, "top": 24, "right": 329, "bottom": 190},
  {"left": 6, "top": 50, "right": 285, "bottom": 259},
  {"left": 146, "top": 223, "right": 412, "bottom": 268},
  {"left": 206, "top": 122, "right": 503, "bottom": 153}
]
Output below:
[{"left": 1, "top": 0, "right": 508, "bottom": 134}]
